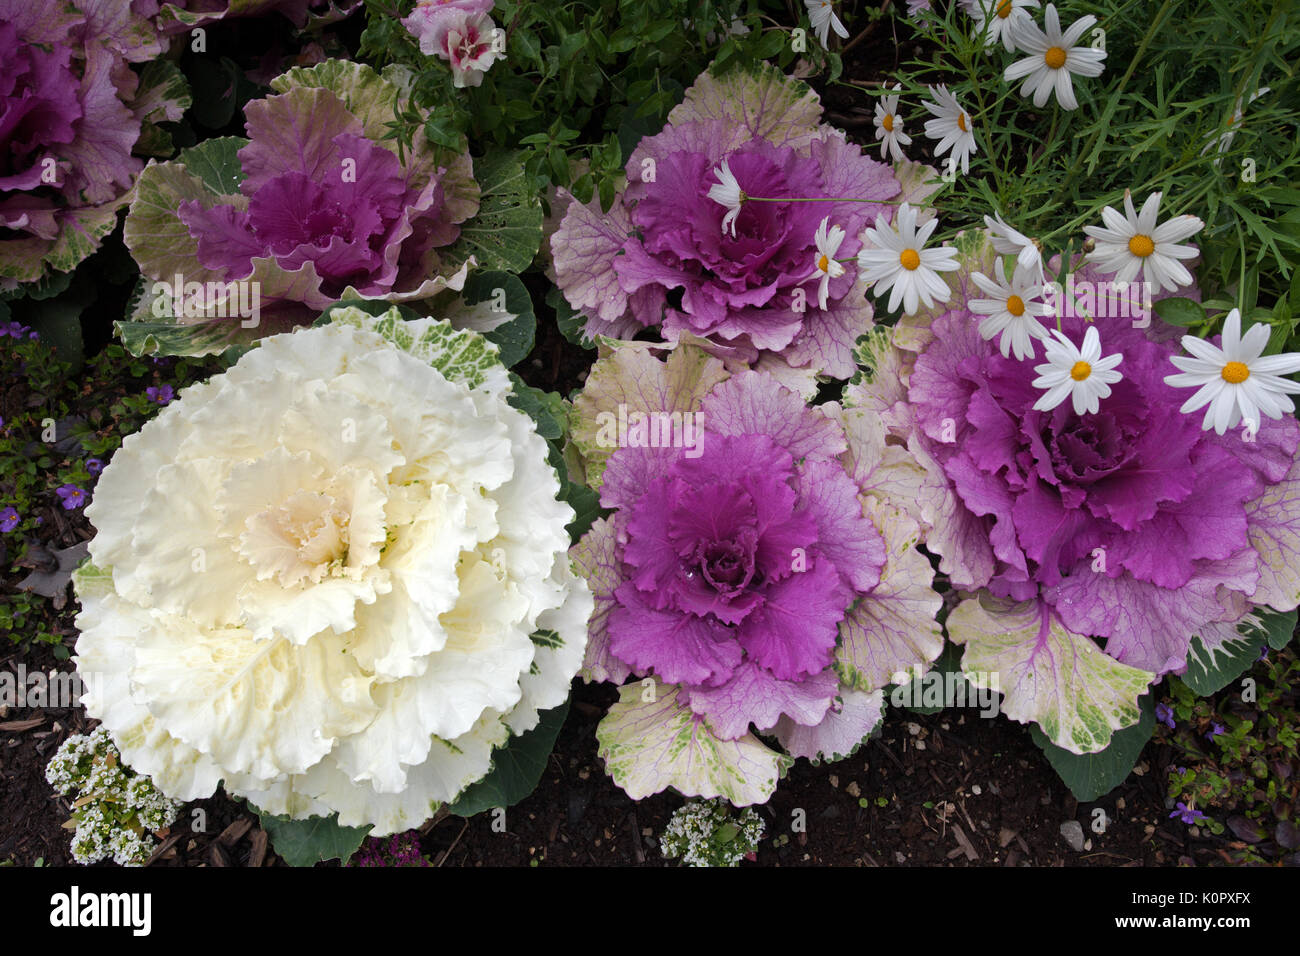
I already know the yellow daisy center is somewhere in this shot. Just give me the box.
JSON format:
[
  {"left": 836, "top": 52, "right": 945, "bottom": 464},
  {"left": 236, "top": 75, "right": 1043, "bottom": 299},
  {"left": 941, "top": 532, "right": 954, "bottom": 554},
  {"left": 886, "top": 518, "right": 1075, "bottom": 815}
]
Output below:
[
  {"left": 1044, "top": 46, "right": 1068, "bottom": 70},
  {"left": 818, "top": 254, "right": 830, "bottom": 273},
  {"left": 1127, "top": 234, "right": 1155, "bottom": 257},
  {"left": 957, "top": 113, "right": 970, "bottom": 132},
  {"left": 900, "top": 248, "right": 921, "bottom": 271},
  {"left": 997, "top": 0, "right": 1014, "bottom": 17},
  {"left": 1070, "top": 360, "right": 1092, "bottom": 381},
  {"left": 1006, "top": 294, "right": 1026, "bottom": 316},
  {"left": 1221, "top": 361, "right": 1250, "bottom": 384},
  {"left": 882, "top": 113, "right": 894, "bottom": 132}
]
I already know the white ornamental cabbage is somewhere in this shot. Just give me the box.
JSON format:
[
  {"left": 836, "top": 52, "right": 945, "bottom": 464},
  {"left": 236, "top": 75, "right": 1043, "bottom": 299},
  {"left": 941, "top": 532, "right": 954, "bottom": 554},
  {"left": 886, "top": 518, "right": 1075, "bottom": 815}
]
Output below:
[{"left": 73, "top": 308, "right": 592, "bottom": 835}]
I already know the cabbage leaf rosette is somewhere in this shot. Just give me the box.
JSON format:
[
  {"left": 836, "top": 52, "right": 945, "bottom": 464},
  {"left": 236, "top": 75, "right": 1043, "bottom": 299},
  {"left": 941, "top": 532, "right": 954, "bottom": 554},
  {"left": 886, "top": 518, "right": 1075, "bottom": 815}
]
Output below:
[
  {"left": 853, "top": 232, "right": 1300, "bottom": 754},
  {"left": 550, "top": 61, "right": 937, "bottom": 384},
  {"left": 568, "top": 340, "right": 944, "bottom": 804},
  {"left": 122, "top": 59, "right": 480, "bottom": 354},
  {"left": 72, "top": 307, "right": 592, "bottom": 835}
]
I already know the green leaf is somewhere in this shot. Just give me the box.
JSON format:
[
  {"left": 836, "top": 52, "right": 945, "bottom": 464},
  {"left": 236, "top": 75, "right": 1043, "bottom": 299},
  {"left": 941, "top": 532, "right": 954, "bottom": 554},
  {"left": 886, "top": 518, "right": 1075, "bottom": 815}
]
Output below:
[
  {"left": 442, "top": 151, "right": 543, "bottom": 273},
  {"left": 459, "top": 271, "right": 535, "bottom": 369},
  {"left": 1030, "top": 695, "right": 1155, "bottom": 802},
  {"left": 507, "top": 375, "right": 566, "bottom": 440},
  {"left": 890, "top": 642, "right": 969, "bottom": 715},
  {"left": 1252, "top": 607, "right": 1298, "bottom": 651},
  {"left": 253, "top": 809, "right": 372, "bottom": 868},
  {"left": 447, "top": 700, "right": 569, "bottom": 817},
  {"left": 176, "top": 137, "right": 246, "bottom": 196},
  {"left": 1153, "top": 296, "right": 1208, "bottom": 327},
  {"left": 562, "top": 481, "right": 603, "bottom": 541},
  {"left": 1181, "top": 629, "right": 1265, "bottom": 696}
]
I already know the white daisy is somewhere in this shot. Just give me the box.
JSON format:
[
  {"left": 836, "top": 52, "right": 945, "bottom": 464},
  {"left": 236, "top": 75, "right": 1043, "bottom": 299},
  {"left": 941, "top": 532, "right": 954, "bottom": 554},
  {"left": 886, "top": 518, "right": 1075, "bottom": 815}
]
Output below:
[
  {"left": 922, "top": 85, "right": 978, "bottom": 175},
  {"left": 856, "top": 202, "right": 959, "bottom": 316},
  {"left": 806, "top": 216, "right": 847, "bottom": 310},
  {"left": 1082, "top": 190, "right": 1205, "bottom": 293},
  {"left": 968, "top": 0, "right": 1039, "bottom": 52},
  {"left": 1163, "top": 308, "right": 1300, "bottom": 436},
  {"left": 805, "top": 0, "right": 849, "bottom": 47},
  {"left": 708, "top": 158, "right": 744, "bottom": 238},
  {"left": 970, "top": 260, "right": 1053, "bottom": 360},
  {"left": 1202, "top": 86, "right": 1271, "bottom": 161},
  {"left": 1031, "top": 325, "right": 1124, "bottom": 415},
  {"left": 1004, "top": 3, "right": 1106, "bottom": 110},
  {"left": 984, "top": 212, "right": 1043, "bottom": 278},
  {"left": 874, "top": 87, "right": 912, "bottom": 164}
]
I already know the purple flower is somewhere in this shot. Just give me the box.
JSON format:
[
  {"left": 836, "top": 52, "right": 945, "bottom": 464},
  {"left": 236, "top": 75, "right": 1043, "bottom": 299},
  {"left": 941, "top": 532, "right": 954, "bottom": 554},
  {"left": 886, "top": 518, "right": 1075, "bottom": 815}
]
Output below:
[
  {"left": 0, "top": 1, "right": 174, "bottom": 282},
  {"left": 552, "top": 65, "right": 904, "bottom": 379},
  {"left": 1155, "top": 703, "right": 1175, "bottom": 730},
  {"left": 900, "top": 255, "right": 1300, "bottom": 678},
  {"left": 1206, "top": 721, "right": 1225, "bottom": 741},
  {"left": 55, "top": 484, "right": 87, "bottom": 510},
  {"left": 1170, "top": 801, "right": 1207, "bottom": 825},
  {"left": 0, "top": 506, "right": 19, "bottom": 532},
  {"left": 1, "top": 321, "right": 27, "bottom": 338},
  {"left": 146, "top": 385, "right": 174, "bottom": 405},
  {"left": 86, "top": 458, "right": 104, "bottom": 476},
  {"left": 128, "top": 59, "right": 480, "bottom": 334}
]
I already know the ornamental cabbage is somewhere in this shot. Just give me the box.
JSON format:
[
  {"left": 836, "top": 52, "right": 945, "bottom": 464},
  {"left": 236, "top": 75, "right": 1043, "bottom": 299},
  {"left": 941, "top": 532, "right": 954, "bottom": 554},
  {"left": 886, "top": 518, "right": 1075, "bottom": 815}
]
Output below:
[
  {"left": 73, "top": 308, "right": 592, "bottom": 835},
  {"left": 0, "top": 0, "right": 188, "bottom": 283},
  {"left": 852, "top": 235, "right": 1300, "bottom": 753},
  {"left": 551, "top": 62, "right": 933, "bottom": 382},
  {"left": 123, "top": 59, "right": 480, "bottom": 348},
  {"left": 568, "top": 341, "right": 944, "bottom": 805}
]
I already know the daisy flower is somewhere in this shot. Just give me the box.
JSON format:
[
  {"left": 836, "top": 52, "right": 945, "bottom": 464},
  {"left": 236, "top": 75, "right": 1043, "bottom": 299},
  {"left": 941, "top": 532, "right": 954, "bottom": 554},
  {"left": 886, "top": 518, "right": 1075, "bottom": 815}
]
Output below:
[
  {"left": 873, "top": 87, "right": 912, "bottom": 163},
  {"left": 857, "top": 202, "right": 959, "bottom": 316},
  {"left": 968, "top": 0, "right": 1039, "bottom": 52},
  {"left": 1163, "top": 308, "right": 1300, "bottom": 436},
  {"left": 708, "top": 159, "right": 744, "bottom": 238},
  {"left": 1031, "top": 326, "right": 1123, "bottom": 415},
  {"left": 805, "top": 0, "right": 849, "bottom": 47},
  {"left": 1004, "top": 3, "right": 1106, "bottom": 110},
  {"left": 984, "top": 212, "right": 1043, "bottom": 277},
  {"left": 1202, "top": 86, "right": 1271, "bottom": 161},
  {"left": 970, "top": 260, "right": 1053, "bottom": 360},
  {"left": 922, "top": 85, "right": 978, "bottom": 175},
  {"left": 806, "top": 217, "right": 847, "bottom": 310},
  {"left": 1082, "top": 190, "right": 1204, "bottom": 293}
]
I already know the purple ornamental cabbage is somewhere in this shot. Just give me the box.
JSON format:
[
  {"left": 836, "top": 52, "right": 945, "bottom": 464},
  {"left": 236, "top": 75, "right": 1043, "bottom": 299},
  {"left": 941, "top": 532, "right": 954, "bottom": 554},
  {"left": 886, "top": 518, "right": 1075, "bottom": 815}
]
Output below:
[
  {"left": 0, "top": 0, "right": 187, "bottom": 283},
  {"left": 123, "top": 59, "right": 479, "bottom": 351},
  {"left": 154, "top": 0, "right": 359, "bottom": 31},
  {"left": 551, "top": 62, "right": 936, "bottom": 382},
  {"left": 851, "top": 236, "right": 1300, "bottom": 754},
  {"left": 569, "top": 341, "right": 944, "bottom": 804}
]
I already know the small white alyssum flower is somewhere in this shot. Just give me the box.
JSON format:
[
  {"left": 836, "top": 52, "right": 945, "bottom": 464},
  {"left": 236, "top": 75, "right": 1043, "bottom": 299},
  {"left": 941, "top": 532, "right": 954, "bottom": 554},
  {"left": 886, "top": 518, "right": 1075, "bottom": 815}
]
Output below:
[
  {"left": 874, "top": 87, "right": 912, "bottom": 163},
  {"left": 806, "top": 216, "right": 847, "bottom": 310},
  {"left": 970, "top": 260, "right": 1053, "bottom": 359},
  {"left": 708, "top": 158, "right": 744, "bottom": 238},
  {"left": 1032, "top": 325, "right": 1124, "bottom": 415},
  {"left": 984, "top": 212, "right": 1043, "bottom": 278},
  {"left": 805, "top": 0, "right": 849, "bottom": 47},
  {"left": 1082, "top": 190, "right": 1204, "bottom": 293},
  {"left": 857, "top": 202, "right": 959, "bottom": 316},
  {"left": 1004, "top": 3, "right": 1106, "bottom": 110},
  {"left": 968, "top": 0, "right": 1039, "bottom": 52},
  {"left": 922, "top": 85, "right": 978, "bottom": 175},
  {"left": 1164, "top": 308, "right": 1300, "bottom": 436}
]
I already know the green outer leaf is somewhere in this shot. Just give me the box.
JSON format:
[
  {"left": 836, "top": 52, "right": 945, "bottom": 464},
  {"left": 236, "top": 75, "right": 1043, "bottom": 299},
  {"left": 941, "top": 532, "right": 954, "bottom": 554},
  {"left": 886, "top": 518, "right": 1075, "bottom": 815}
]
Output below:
[
  {"left": 460, "top": 271, "right": 536, "bottom": 369},
  {"left": 507, "top": 375, "right": 565, "bottom": 440},
  {"left": 889, "top": 642, "right": 969, "bottom": 716},
  {"left": 1254, "top": 608, "right": 1298, "bottom": 651},
  {"left": 253, "top": 810, "right": 372, "bottom": 867},
  {"left": 1181, "top": 630, "right": 1265, "bottom": 696},
  {"left": 441, "top": 151, "right": 543, "bottom": 273},
  {"left": 1152, "top": 297, "right": 1207, "bottom": 328},
  {"left": 546, "top": 286, "right": 594, "bottom": 350},
  {"left": 447, "top": 700, "right": 569, "bottom": 818},
  {"left": 1030, "top": 695, "right": 1156, "bottom": 803},
  {"left": 176, "top": 137, "right": 246, "bottom": 196}
]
